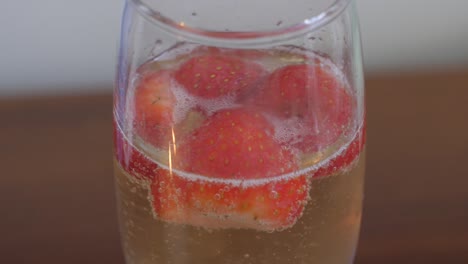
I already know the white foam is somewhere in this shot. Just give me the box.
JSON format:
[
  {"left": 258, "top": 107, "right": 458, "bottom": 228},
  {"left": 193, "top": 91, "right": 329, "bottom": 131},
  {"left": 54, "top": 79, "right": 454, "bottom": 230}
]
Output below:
[
  {"left": 268, "top": 114, "right": 307, "bottom": 145},
  {"left": 170, "top": 79, "right": 241, "bottom": 124}
]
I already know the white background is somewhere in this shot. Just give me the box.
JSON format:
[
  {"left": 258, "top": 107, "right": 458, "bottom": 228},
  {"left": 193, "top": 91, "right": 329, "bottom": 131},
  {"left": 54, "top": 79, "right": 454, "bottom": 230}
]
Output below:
[{"left": 1, "top": 0, "right": 467, "bottom": 96}]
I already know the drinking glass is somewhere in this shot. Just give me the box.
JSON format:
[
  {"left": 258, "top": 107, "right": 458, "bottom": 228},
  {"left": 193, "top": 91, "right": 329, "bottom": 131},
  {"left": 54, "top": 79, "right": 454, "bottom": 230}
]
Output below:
[{"left": 114, "top": 0, "right": 365, "bottom": 263}]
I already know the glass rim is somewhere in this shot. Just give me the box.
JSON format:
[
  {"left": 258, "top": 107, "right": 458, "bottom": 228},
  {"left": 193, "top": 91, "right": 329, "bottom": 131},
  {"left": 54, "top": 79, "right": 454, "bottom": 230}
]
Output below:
[{"left": 129, "top": 0, "right": 351, "bottom": 45}]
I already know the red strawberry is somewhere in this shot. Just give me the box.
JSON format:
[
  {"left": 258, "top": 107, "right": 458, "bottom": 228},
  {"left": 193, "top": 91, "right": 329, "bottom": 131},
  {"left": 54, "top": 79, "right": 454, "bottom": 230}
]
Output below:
[
  {"left": 151, "top": 108, "right": 310, "bottom": 231},
  {"left": 151, "top": 170, "right": 309, "bottom": 231},
  {"left": 303, "top": 121, "right": 366, "bottom": 178},
  {"left": 176, "top": 108, "right": 294, "bottom": 179},
  {"left": 252, "top": 64, "right": 354, "bottom": 153},
  {"left": 174, "top": 54, "right": 265, "bottom": 99},
  {"left": 133, "top": 70, "right": 175, "bottom": 148}
]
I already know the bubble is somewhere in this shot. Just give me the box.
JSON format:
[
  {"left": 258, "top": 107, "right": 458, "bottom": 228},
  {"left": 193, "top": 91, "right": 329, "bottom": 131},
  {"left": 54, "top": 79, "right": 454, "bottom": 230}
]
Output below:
[{"left": 214, "top": 193, "right": 221, "bottom": 200}]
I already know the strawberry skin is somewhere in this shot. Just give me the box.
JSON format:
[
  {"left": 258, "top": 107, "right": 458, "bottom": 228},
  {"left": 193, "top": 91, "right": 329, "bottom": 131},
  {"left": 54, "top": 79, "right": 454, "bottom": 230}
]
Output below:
[
  {"left": 133, "top": 70, "right": 175, "bottom": 148},
  {"left": 313, "top": 119, "right": 366, "bottom": 178},
  {"left": 256, "top": 64, "right": 352, "bottom": 120},
  {"left": 175, "top": 108, "right": 295, "bottom": 179},
  {"left": 151, "top": 108, "right": 310, "bottom": 230},
  {"left": 174, "top": 54, "right": 265, "bottom": 99},
  {"left": 151, "top": 170, "right": 309, "bottom": 231},
  {"left": 254, "top": 64, "right": 354, "bottom": 153}
]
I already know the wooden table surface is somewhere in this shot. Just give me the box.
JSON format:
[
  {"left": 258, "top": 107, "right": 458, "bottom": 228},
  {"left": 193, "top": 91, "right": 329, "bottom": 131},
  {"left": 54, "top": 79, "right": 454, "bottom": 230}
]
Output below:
[{"left": 1, "top": 71, "right": 468, "bottom": 264}]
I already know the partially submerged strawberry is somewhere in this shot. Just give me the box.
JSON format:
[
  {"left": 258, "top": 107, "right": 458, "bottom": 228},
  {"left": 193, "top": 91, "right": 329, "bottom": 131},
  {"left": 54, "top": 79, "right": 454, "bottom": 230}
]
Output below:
[
  {"left": 301, "top": 121, "right": 366, "bottom": 178},
  {"left": 314, "top": 122, "right": 365, "bottom": 177},
  {"left": 174, "top": 54, "right": 265, "bottom": 99},
  {"left": 133, "top": 70, "right": 176, "bottom": 148},
  {"left": 151, "top": 108, "right": 310, "bottom": 231},
  {"left": 176, "top": 108, "right": 295, "bottom": 179},
  {"left": 151, "top": 170, "right": 309, "bottom": 231},
  {"left": 252, "top": 64, "right": 354, "bottom": 153}
]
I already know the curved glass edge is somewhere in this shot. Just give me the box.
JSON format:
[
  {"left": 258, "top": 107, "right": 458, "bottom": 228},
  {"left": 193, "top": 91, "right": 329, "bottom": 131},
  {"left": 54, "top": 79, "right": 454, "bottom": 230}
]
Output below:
[{"left": 128, "top": 0, "right": 352, "bottom": 46}]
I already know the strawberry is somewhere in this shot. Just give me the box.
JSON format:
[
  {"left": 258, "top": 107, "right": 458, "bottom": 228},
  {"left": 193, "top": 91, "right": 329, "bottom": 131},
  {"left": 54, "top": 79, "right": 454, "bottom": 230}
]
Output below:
[
  {"left": 175, "top": 108, "right": 294, "bottom": 179},
  {"left": 254, "top": 64, "right": 352, "bottom": 120},
  {"left": 174, "top": 54, "right": 265, "bottom": 99},
  {"left": 151, "top": 170, "right": 309, "bottom": 231},
  {"left": 251, "top": 64, "right": 354, "bottom": 153},
  {"left": 151, "top": 108, "right": 310, "bottom": 231},
  {"left": 317, "top": 122, "right": 365, "bottom": 177},
  {"left": 133, "top": 70, "right": 176, "bottom": 148},
  {"left": 302, "top": 121, "right": 366, "bottom": 178}
]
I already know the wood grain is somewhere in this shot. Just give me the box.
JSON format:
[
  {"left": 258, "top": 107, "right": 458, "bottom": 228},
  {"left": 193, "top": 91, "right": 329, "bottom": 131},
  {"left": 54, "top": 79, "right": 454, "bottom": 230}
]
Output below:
[{"left": 1, "top": 71, "right": 468, "bottom": 263}]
